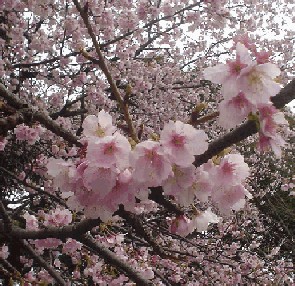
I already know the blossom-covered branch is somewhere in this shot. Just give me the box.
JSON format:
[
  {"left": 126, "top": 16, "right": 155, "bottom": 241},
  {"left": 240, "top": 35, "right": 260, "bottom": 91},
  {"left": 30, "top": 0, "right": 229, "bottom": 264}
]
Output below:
[
  {"left": 73, "top": 0, "right": 139, "bottom": 142},
  {"left": 195, "top": 79, "right": 295, "bottom": 167},
  {"left": 0, "top": 83, "right": 82, "bottom": 146}
]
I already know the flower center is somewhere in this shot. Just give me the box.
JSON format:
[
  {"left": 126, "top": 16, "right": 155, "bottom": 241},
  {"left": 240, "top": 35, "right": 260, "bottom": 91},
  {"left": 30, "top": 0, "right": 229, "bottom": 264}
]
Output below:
[
  {"left": 104, "top": 142, "right": 116, "bottom": 155},
  {"left": 172, "top": 134, "right": 185, "bottom": 147}
]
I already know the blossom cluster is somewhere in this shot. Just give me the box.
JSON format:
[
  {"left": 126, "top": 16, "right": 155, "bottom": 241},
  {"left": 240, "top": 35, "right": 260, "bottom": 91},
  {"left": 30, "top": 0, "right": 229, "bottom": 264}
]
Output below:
[
  {"left": 204, "top": 39, "right": 287, "bottom": 157},
  {"left": 168, "top": 153, "right": 252, "bottom": 236},
  {"left": 0, "top": 137, "right": 7, "bottom": 151},
  {"left": 47, "top": 110, "right": 209, "bottom": 221},
  {"left": 14, "top": 123, "right": 44, "bottom": 145},
  {"left": 47, "top": 110, "right": 252, "bottom": 236}
]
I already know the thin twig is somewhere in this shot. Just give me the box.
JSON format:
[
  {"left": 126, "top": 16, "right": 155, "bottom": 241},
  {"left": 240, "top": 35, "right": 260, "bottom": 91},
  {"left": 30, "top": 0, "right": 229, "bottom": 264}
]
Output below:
[
  {"left": 73, "top": 0, "right": 138, "bottom": 142},
  {"left": 0, "top": 167, "right": 67, "bottom": 207},
  {"left": 19, "top": 240, "right": 67, "bottom": 286}
]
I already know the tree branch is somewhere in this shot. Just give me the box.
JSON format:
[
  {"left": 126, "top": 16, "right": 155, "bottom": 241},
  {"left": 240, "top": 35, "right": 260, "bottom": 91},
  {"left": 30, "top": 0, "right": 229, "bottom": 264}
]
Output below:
[
  {"left": 0, "top": 167, "right": 67, "bottom": 207},
  {"left": 0, "top": 83, "right": 82, "bottom": 147},
  {"left": 78, "top": 234, "right": 153, "bottom": 286},
  {"left": 19, "top": 239, "right": 67, "bottom": 286},
  {"left": 118, "top": 207, "right": 168, "bottom": 257},
  {"left": 73, "top": 0, "right": 139, "bottom": 142},
  {"left": 194, "top": 79, "right": 295, "bottom": 167},
  {"left": 1, "top": 218, "right": 100, "bottom": 240}
]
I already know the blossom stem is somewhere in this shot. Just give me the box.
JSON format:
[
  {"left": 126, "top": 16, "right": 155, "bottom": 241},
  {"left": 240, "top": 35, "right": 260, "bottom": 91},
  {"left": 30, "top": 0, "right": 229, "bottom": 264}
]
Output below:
[{"left": 73, "top": 0, "right": 139, "bottom": 142}]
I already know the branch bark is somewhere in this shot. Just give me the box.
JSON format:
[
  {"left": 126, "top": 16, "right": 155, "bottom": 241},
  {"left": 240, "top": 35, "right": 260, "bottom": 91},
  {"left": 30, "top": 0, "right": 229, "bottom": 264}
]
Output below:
[
  {"left": 73, "top": 0, "right": 139, "bottom": 142},
  {"left": 0, "top": 218, "right": 100, "bottom": 239}
]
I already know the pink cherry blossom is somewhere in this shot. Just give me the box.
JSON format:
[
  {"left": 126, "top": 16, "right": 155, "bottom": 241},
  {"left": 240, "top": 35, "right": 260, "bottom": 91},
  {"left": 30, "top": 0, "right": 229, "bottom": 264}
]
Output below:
[
  {"left": 163, "top": 165, "right": 198, "bottom": 206},
  {"left": 82, "top": 163, "right": 118, "bottom": 196},
  {"left": 141, "top": 267, "right": 154, "bottom": 280},
  {"left": 239, "top": 62, "right": 281, "bottom": 104},
  {"left": 169, "top": 215, "right": 195, "bottom": 237},
  {"left": 217, "top": 92, "right": 254, "bottom": 129},
  {"left": 0, "top": 244, "right": 9, "bottom": 260},
  {"left": 257, "top": 133, "right": 286, "bottom": 158},
  {"left": 258, "top": 104, "right": 287, "bottom": 137},
  {"left": 82, "top": 109, "right": 116, "bottom": 137},
  {"left": 0, "top": 137, "right": 7, "bottom": 151},
  {"left": 101, "top": 169, "right": 137, "bottom": 213},
  {"left": 0, "top": 1, "right": 293, "bottom": 284},
  {"left": 46, "top": 158, "right": 79, "bottom": 193},
  {"left": 23, "top": 211, "right": 39, "bottom": 230},
  {"left": 204, "top": 43, "right": 253, "bottom": 99},
  {"left": 62, "top": 238, "right": 82, "bottom": 255},
  {"left": 33, "top": 238, "right": 62, "bottom": 250},
  {"left": 193, "top": 166, "right": 214, "bottom": 203},
  {"left": 14, "top": 124, "right": 43, "bottom": 145},
  {"left": 160, "top": 121, "right": 208, "bottom": 167},
  {"left": 214, "top": 154, "right": 250, "bottom": 187},
  {"left": 163, "top": 164, "right": 197, "bottom": 197},
  {"left": 43, "top": 207, "right": 72, "bottom": 227},
  {"left": 255, "top": 50, "right": 271, "bottom": 64},
  {"left": 211, "top": 184, "right": 252, "bottom": 215},
  {"left": 232, "top": 33, "right": 257, "bottom": 52},
  {"left": 86, "top": 134, "right": 131, "bottom": 169},
  {"left": 192, "top": 208, "right": 220, "bottom": 232},
  {"left": 130, "top": 140, "right": 172, "bottom": 187},
  {"left": 256, "top": 104, "right": 287, "bottom": 157}
]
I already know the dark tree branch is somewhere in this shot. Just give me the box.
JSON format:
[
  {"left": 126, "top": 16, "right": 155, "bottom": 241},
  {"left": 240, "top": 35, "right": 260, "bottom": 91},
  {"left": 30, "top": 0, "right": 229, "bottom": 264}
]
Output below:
[
  {"left": 73, "top": 0, "right": 139, "bottom": 142},
  {"left": 0, "top": 218, "right": 100, "bottom": 240},
  {"left": 0, "top": 111, "right": 25, "bottom": 136},
  {"left": 118, "top": 207, "right": 167, "bottom": 257},
  {"left": 50, "top": 108, "right": 88, "bottom": 120},
  {"left": 78, "top": 234, "right": 154, "bottom": 286},
  {"left": 19, "top": 239, "right": 67, "bottom": 286},
  {"left": 194, "top": 79, "right": 295, "bottom": 167},
  {"left": 149, "top": 187, "right": 184, "bottom": 216}
]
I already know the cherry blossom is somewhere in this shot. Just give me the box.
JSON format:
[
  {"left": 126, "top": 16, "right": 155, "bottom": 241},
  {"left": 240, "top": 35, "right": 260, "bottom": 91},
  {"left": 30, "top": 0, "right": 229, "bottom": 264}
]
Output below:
[
  {"left": 14, "top": 124, "right": 43, "bottom": 145},
  {"left": 23, "top": 211, "right": 39, "bottom": 230},
  {"left": 169, "top": 215, "right": 194, "bottom": 237},
  {"left": 0, "top": 245, "right": 9, "bottom": 260},
  {"left": 239, "top": 62, "right": 281, "bottom": 104},
  {"left": 193, "top": 209, "right": 221, "bottom": 232},
  {"left": 82, "top": 110, "right": 116, "bottom": 138},
  {"left": 0, "top": 1, "right": 293, "bottom": 285},
  {"left": 217, "top": 92, "right": 254, "bottom": 129},
  {"left": 43, "top": 207, "right": 72, "bottom": 227},
  {"left": 82, "top": 163, "right": 118, "bottom": 196},
  {"left": 86, "top": 133, "right": 131, "bottom": 169},
  {"left": 203, "top": 42, "right": 253, "bottom": 99},
  {"left": 160, "top": 120, "right": 208, "bottom": 167},
  {"left": 163, "top": 164, "right": 197, "bottom": 199},
  {"left": 213, "top": 154, "right": 250, "bottom": 187},
  {"left": 0, "top": 137, "right": 7, "bottom": 151},
  {"left": 130, "top": 140, "right": 172, "bottom": 187}
]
